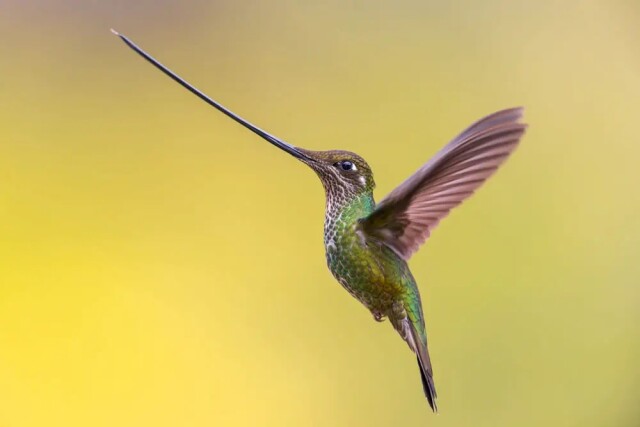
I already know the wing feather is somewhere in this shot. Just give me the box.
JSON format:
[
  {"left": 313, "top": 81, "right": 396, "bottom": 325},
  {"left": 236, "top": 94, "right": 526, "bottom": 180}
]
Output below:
[{"left": 360, "top": 107, "right": 527, "bottom": 260}]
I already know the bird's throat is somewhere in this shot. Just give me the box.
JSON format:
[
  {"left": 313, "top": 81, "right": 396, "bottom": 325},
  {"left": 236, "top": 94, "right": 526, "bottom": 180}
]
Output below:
[{"left": 323, "top": 191, "right": 375, "bottom": 251}]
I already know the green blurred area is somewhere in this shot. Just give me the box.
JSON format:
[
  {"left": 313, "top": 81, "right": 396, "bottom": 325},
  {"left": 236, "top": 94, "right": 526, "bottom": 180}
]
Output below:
[{"left": 1, "top": 1, "right": 639, "bottom": 426}]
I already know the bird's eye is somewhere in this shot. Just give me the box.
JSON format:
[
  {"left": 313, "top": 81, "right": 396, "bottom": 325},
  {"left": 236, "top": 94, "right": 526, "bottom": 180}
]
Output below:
[{"left": 335, "top": 160, "right": 356, "bottom": 171}]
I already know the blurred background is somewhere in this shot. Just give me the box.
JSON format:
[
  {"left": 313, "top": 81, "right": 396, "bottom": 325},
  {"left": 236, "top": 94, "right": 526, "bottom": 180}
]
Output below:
[{"left": 1, "top": 1, "right": 639, "bottom": 426}]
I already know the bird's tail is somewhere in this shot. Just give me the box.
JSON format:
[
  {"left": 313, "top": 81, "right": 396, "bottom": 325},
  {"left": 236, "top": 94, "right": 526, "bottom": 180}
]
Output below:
[
  {"left": 391, "top": 300, "right": 438, "bottom": 412},
  {"left": 409, "top": 321, "right": 438, "bottom": 412},
  {"left": 417, "top": 355, "right": 438, "bottom": 412}
]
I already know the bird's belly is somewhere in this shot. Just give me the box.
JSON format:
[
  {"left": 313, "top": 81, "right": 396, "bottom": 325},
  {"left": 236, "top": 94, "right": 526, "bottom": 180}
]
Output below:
[{"left": 325, "top": 242, "right": 400, "bottom": 314}]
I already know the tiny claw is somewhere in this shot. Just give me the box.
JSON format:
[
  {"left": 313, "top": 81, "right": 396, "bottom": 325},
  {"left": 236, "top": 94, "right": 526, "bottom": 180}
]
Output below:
[{"left": 373, "top": 312, "right": 385, "bottom": 322}]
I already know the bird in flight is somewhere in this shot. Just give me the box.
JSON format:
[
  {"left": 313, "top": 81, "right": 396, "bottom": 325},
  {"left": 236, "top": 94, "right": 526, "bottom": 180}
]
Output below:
[{"left": 112, "top": 29, "right": 527, "bottom": 412}]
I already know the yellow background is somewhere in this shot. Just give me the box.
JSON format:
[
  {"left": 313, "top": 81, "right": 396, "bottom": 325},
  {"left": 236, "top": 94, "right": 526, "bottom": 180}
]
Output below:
[{"left": 1, "top": 1, "right": 638, "bottom": 426}]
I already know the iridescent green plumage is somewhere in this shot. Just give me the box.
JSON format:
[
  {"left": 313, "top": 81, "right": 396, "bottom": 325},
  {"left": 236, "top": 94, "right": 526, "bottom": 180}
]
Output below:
[
  {"left": 113, "top": 30, "right": 528, "bottom": 413},
  {"left": 323, "top": 186, "right": 437, "bottom": 408},
  {"left": 297, "top": 149, "right": 438, "bottom": 410}
]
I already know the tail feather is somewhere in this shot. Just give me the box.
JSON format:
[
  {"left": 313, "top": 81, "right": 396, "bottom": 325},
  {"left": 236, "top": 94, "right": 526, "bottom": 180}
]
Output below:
[
  {"left": 408, "top": 319, "right": 438, "bottom": 412},
  {"left": 390, "top": 306, "right": 438, "bottom": 412},
  {"left": 417, "top": 355, "right": 438, "bottom": 412}
]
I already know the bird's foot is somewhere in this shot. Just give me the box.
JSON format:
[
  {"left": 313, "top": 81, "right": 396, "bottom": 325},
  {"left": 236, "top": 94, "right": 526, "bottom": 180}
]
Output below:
[{"left": 372, "top": 311, "right": 386, "bottom": 322}]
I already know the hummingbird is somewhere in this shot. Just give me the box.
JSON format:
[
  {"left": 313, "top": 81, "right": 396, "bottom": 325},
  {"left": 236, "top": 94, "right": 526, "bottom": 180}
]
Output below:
[{"left": 112, "top": 29, "right": 527, "bottom": 412}]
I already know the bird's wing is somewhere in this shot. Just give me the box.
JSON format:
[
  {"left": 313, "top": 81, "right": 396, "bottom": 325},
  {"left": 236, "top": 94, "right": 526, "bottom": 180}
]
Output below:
[{"left": 359, "top": 107, "right": 527, "bottom": 260}]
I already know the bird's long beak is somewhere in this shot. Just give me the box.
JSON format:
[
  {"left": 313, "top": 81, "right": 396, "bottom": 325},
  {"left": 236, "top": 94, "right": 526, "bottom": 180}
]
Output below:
[{"left": 111, "top": 29, "right": 311, "bottom": 161}]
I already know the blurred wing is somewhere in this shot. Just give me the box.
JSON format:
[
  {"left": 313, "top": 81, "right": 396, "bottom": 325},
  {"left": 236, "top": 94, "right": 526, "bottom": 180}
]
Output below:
[{"left": 360, "top": 107, "right": 527, "bottom": 260}]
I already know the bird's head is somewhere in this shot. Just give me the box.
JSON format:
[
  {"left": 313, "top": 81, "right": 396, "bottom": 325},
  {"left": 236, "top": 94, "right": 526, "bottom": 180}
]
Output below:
[{"left": 281, "top": 147, "right": 376, "bottom": 195}]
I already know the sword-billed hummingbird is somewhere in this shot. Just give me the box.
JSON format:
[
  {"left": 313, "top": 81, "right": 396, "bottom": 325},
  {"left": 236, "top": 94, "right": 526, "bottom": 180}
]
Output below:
[{"left": 112, "top": 30, "right": 527, "bottom": 412}]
